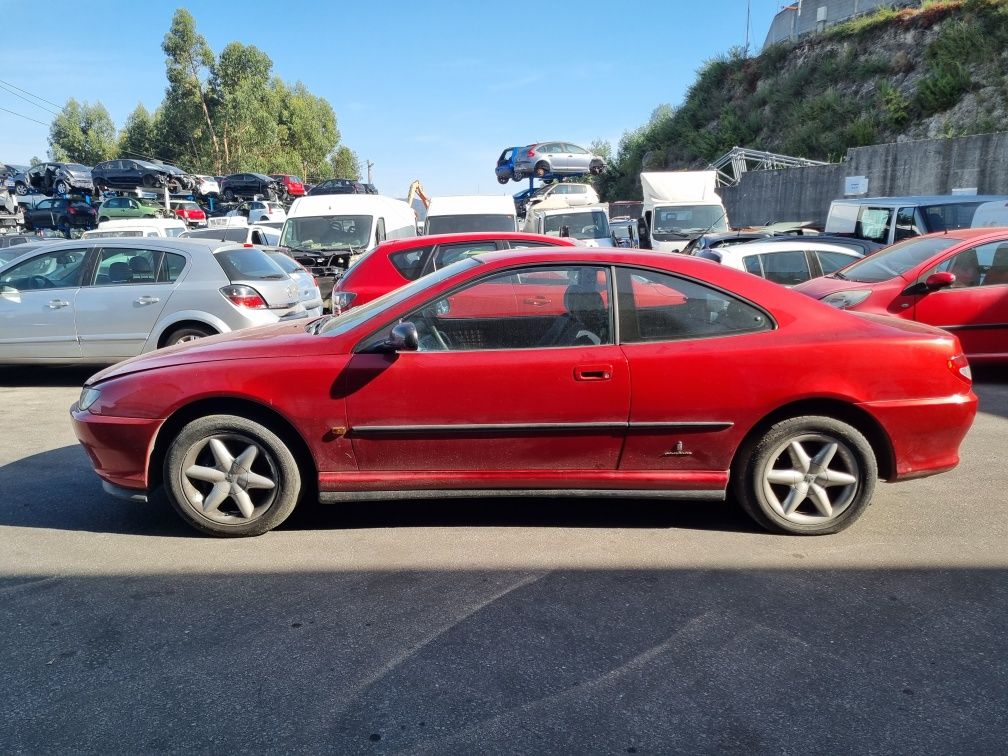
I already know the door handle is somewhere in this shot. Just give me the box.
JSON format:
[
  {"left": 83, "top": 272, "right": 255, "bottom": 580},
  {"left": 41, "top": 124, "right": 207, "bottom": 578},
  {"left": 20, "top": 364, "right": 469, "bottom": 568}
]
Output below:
[
  {"left": 135, "top": 296, "right": 160, "bottom": 305},
  {"left": 523, "top": 295, "right": 551, "bottom": 306},
  {"left": 574, "top": 364, "right": 612, "bottom": 381},
  {"left": 47, "top": 299, "right": 70, "bottom": 309}
]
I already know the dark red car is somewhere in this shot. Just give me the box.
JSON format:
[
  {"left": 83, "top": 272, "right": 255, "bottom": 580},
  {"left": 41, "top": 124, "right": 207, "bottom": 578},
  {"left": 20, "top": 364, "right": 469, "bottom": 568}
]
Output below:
[
  {"left": 794, "top": 228, "right": 1008, "bottom": 364},
  {"left": 170, "top": 200, "right": 207, "bottom": 227},
  {"left": 331, "top": 232, "right": 577, "bottom": 311},
  {"left": 71, "top": 249, "right": 976, "bottom": 538},
  {"left": 270, "top": 175, "right": 306, "bottom": 198}
]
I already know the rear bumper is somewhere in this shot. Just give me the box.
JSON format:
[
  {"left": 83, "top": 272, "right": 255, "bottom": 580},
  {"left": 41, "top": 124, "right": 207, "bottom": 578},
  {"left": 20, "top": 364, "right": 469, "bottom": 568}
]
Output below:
[
  {"left": 71, "top": 403, "right": 162, "bottom": 490},
  {"left": 859, "top": 391, "right": 977, "bottom": 480}
]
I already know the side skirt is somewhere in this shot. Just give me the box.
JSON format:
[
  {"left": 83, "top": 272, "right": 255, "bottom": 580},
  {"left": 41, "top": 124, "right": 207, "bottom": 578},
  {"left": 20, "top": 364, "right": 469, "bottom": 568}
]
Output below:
[{"left": 319, "top": 489, "right": 726, "bottom": 503}]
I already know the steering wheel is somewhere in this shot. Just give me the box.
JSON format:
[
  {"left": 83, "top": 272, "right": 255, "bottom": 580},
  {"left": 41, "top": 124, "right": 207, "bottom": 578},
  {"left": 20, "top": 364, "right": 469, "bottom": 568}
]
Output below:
[
  {"left": 28, "top": 275, "right": 53, "bottom": 289},
  {"left": 413, "top": 313, "right": 453, "bottom": 351}
]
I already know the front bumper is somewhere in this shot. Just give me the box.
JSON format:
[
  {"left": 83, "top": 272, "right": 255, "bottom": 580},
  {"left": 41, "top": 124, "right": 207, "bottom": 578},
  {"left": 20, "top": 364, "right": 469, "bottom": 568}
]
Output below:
[{"left": 71, "top": 402, "right": 163, "bottom": 491}]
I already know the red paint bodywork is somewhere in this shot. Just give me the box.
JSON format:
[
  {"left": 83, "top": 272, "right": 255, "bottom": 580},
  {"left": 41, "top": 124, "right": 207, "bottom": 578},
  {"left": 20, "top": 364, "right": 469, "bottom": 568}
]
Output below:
[
  {"left": 334, "top": 232, "right": 577, "bottom": 310},
  {"left": 174, "top": 206, "right": 206, "bottom": 223},
  {"left": 71, "top": 249, "right": 977, "bottom": 503},
  {"left": 273, "top": 175, "right": 306, "bottom": 197},
  {"left": 795, "top": 229, "right": 1008, "bottom": 364}
]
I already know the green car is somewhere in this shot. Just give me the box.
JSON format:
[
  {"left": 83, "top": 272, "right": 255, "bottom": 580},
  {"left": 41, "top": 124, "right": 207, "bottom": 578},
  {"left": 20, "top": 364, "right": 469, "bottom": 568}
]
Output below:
[{"left": 96, "top": 196, "right": 165, "bottom": 222}]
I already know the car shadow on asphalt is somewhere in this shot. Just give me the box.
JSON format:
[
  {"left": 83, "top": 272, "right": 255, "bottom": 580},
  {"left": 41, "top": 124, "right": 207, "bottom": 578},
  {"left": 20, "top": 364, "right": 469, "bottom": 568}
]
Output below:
[
  {"left": 0, "top": 365, "right": 103, "bottom": 388},
  {"left": 0, "top": 444, "right": 760, "bottom": 537}
]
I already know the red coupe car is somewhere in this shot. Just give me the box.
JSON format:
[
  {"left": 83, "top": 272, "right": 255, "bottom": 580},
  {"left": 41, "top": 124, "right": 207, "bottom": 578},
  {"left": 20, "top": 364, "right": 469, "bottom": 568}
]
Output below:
[
  {"left": 795, "top": 229, "right": 1008, "bottom": 364},
  {"left": 71, "top": 249, "right": 977, "bottom": 538},
  {"left": 331, "top": 232, "right": 576, "bottom": 311}
]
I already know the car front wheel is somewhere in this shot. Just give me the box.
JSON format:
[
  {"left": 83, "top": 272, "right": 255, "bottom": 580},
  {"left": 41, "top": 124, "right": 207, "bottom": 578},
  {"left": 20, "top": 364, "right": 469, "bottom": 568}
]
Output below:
[
  {"left": 164, "top": 414, "right": 302, "bottom": 537},
  {"left": 732, "top": 415, "right": 877, "bottom": 535},
  {"left": 55, "top": 180, "right": 69, "bottom": 195}
]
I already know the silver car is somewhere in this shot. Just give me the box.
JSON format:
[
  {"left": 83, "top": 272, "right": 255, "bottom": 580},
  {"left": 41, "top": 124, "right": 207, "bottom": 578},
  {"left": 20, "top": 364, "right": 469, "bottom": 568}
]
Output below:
[
  {"left": 0, "top": 238, "right": 307, "bottom": 364},
  {"left": 264, "top": 249, "right": 324, "bottom": 315},
  {"left": 513, "top": 142, "right": 606, "bottom": 180}
]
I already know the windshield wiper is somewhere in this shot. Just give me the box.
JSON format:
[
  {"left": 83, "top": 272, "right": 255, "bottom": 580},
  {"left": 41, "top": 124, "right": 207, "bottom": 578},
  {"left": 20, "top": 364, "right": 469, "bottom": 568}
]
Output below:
[{"left": 831, "top": 271, "right": 847, "bottom": 280}]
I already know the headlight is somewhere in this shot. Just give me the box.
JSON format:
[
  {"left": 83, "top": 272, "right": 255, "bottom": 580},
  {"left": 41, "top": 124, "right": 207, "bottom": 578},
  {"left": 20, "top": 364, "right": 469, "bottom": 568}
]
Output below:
[
  {"left": 821, "top": 289, "right": 871, "bottom": 309},
  {"left": 78, "top": 387, "right": 101, "bottom": 412}
]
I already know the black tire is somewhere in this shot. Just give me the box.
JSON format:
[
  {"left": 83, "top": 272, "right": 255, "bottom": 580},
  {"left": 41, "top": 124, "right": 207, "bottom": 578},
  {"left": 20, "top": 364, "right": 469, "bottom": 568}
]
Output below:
[
  {"left": 163, "top": 414, "right": 302, "bottom": 537},
  {"left": 222, "top": 188, "right": 235, "bottom": 202},
  {"left": 163, "top": 325, "right": 214, "bottom": 347},
  {"left": 534, "top": 161, "right": 550, "bottom": 178},
  {"left": 15, "top": 182, "right": 28, "bottom": 196},
  {"left": 98, "top": 215, "right": 109, "bottom": 223},
  {"left": 497, "top": 175, "right": 509, "bottom": 185},
  {"left": 54, "top": 179, "right": 69, "bottom": 195},
  {"left": 142, "top": 174, "right": 157, "bottom": 188},
  {"left": 590, "top": 161, "right": 605, "bottom": 176},
  {"left": 731, "top": 415, "right": 877, "bottom": 535},
  {"left": 167, "top": 179, "right": 182, "bottom": 193}
]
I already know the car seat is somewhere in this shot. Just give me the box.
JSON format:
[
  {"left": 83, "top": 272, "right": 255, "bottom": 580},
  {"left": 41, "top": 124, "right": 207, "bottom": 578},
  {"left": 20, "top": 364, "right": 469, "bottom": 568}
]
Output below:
[
  {"left": 129, "top": 256, "right": 154, "bottom": 281},
  {"left": 947, "top": 249, "right": 981, "bottom": 287},
  {"left": 984, "top": 244, "right": 1008, "bottom": 286},
  {"left": 108, "top": 261, "right": 132, "bottom": 284},
  {"left": 536, "top": 280, "right": 608, "bottom": 347}
]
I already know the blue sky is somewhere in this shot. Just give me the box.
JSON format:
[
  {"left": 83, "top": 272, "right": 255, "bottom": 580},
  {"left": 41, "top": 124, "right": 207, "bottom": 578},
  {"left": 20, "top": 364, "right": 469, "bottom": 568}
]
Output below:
[{"left": 0, "top": 1, "right": 781, "bottom": 197}]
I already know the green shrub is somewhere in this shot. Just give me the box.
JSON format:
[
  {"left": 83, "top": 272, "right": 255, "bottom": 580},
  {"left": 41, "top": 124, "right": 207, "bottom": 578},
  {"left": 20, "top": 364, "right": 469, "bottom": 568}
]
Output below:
[
  {"left": 917, "top": 61, "right": 972, "bottom": 113},
  {"left": 877, "top": 81, "right": 911, "bottom": 127}
]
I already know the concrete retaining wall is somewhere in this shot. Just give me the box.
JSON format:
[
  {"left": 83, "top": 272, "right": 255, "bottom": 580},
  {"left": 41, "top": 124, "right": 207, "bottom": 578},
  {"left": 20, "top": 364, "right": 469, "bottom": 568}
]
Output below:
[{"left": 720, "top": 132, "right": 1008, "bottom": 228}]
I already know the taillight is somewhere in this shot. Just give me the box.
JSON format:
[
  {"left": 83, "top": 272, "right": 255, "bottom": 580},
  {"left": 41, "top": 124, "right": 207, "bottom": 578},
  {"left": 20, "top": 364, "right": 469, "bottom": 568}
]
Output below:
[
  {"left": 68, "top": 206, "right": 77, "bottom": 215},
  {"left": 948, "top": 353, "right": 972, "bottom": 382},
  {"left": 220, "top": 285, "right": 267, "bottom": 309},
  {"left": 527, "top": 148, "right": 535, "bottom": 157}
]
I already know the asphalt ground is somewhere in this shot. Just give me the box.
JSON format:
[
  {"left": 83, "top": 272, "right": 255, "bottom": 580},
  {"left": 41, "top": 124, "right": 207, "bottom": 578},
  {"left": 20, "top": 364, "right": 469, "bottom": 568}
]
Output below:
[{"left": 0, "top": 364, "right": 1006, "bottom": 754}]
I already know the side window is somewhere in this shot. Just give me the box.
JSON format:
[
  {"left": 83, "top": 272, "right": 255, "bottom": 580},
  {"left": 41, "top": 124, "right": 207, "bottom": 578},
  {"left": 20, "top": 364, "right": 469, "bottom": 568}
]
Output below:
[
  {"left": 93, "top": 248, "right": 162, "bottom": 285},
  {"left": 855, "top": 207, "right": 893, "bottom": 243},
  {"left": 395, "top": 265, "right": 612, "bottom": 352},
  {"left": 816, "top": 250, "right": 857, "bottom": 275},
  {"left": 758, "top": 250, "right": 812, "bottom": 286},
  {"left": 36, "top": 199, "right": 54, "bottom": 210},
  {"left": 894, "top": 207, "right": 923, "bottom": 241},
  {"left": 389, "top": 245, "right": 435, "bottom": 280},
  {"left": 159, "top": 252, "right": 187, "bottom": 283},
  {"left": 742, "top": 255, "right": 763, "bottom": 276},
  {"left": 927, "top": 243, "right": 997, "bottom": 288},
  {"left": 375, "top": 217, "right": 386, "bottom": 245},
  {"left": 0, "top": 248, "right": 89, "bottom": 290},
  {"left": 431, "top": 241, "right": 498, "bottom": 270},
  {"left": 616, "top": 266, "right": 770, "bottom": 343},
  {"left": 982, "top": 242, "right": 1008, "bottom": 286}
]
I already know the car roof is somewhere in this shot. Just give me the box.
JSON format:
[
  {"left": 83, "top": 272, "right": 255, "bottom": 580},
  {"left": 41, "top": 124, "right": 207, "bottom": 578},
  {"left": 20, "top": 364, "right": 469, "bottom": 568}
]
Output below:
[
  {"left": 0, "top": 237, "right": 246, "bottom": 255},
  {"left": 375, "top": 232, "right": 577, "bottom": 253},
  {"left": 833, "top": 195, "right": 1008, "bottom": 207}
]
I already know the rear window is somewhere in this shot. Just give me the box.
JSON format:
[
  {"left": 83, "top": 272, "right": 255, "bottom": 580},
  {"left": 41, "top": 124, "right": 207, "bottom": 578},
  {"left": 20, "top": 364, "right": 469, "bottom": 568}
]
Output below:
[
  {"left": 425, "top": 214, "right": 515, "bottom": 234},
  {"left": 266, "top": 251, "right": 302, "bottom": 274},
  {"left": 840, "top": 236, "right": 960, "bottom": 283},
  {"left": 920, "top": 202, "right": 984, "bottom": 232},
  {"left": 215, "top": 248, "right": 288, "bottom": 281},
  {"left": 389, "top": 244, "right": 435, "bottom": 280},
  {"left": 187, "top": 228, "right": 248, "bottom": 243}
]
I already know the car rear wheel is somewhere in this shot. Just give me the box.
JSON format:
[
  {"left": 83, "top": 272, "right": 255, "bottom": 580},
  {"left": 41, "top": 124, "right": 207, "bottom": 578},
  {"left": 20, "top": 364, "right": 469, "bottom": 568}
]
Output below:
[
  {"left": 732, "top": 415, "right": 877, "bottom": 535},
  {"left": 534, "top": 161, "right": 550, "bottom": 178},
  {"left": 98, "top": 215, "right": 109, "bottom": 223},
  {"left": 590, "top": 161, "right": 605, "bottom": 176},
  {"left": 222, "top": 188, "right": 235, "bottom": 202},
  {"left": 163, "top": 414, "right": 301, "bottom": 537},
  {"left": 497, "top": 175, "right": 509, "bottom": 185},
  {"left": 54, "top": 180, "right": 69, "bottom": 195},
  {"left": 15, "top": 182, "right": 28, "bottom": 196},
  {"left": 163, "top": 325, "right": 214, "bottom": 346}
]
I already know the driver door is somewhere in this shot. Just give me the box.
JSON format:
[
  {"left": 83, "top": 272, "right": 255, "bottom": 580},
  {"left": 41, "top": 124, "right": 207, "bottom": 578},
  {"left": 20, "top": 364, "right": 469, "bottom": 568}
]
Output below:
[
  {"left": 342, "top": 264, "right": 630, "bottom": 478},
  {"left": 0, "top": 247, "right": 90, "bottom": 360}
]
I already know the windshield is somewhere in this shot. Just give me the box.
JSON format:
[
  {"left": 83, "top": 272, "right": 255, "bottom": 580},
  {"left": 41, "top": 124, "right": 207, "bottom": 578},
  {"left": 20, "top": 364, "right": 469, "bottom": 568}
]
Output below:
[
  {"left": 65, "top": 164, "right": 90, "bottom": 172},
  {"left": 318, "top": 258, "right": 482, "bottom": 337},
  {"left": 652, "top": 205, "right": 727, "bottom": 239},
  {"left": 542, "top": 211, "right": 610, "bottom": 240},
  {"left": 838, "top": 236, "right": 961, "bottom": 283},
  {"left": 280, "top": 215, "right": 372, "bottom": 251},
  {"left": 425, "top": 214, "right": 515, "bottom": 235}
]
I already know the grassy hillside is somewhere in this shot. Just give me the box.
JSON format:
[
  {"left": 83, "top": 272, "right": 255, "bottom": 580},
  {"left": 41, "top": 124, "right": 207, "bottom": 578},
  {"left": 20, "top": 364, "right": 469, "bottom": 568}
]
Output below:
[{"left": 597, "top": 0, "right": 1008, "bottom": 201}]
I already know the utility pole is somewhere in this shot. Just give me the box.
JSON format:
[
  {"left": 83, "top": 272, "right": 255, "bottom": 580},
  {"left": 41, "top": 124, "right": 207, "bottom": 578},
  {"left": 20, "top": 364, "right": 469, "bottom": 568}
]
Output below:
[
  {"left": 745, "top": 0, "right": 751, "bottom": 57},
  {"left": 366, "top": 160, "right": 374, "bottom": 184}
]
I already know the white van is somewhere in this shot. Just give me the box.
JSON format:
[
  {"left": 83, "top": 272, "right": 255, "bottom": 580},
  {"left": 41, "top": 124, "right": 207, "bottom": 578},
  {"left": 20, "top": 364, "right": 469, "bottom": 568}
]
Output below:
[
  {"left": 424, "top": 195, "right": 517, "bottom": 235},
  {"left": 94, "top": 218, "right": 188, "bottom": 238},
  {"left": 523, "top": 199, "right": 614, "bottom": 247},
  {"left": 640, "top": 171, "right": 728, "bottom": 253},
  {"left": 280, "top": 195, "right": 416, "bottom": 262}
]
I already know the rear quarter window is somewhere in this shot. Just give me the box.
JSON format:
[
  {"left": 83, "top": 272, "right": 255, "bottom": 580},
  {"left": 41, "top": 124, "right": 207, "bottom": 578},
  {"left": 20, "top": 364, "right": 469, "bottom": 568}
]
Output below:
[{"left": 389, "top": 245, "right": 435, "bottom": 280}]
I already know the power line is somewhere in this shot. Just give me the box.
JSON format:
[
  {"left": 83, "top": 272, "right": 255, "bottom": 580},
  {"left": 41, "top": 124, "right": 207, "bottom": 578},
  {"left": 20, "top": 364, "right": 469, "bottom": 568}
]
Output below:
[
  {"left": 0, "top": 77, "right": 62, "bottom": 110},
  {"left": 0, "top": 81, "right": 60, "bottom": 116},
  {"left": 0, "top": 105, "right": 48, "bottom": 126}
]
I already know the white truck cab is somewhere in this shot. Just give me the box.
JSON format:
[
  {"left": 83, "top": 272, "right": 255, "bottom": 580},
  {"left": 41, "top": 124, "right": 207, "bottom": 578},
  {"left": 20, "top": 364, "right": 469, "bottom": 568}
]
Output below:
[
  {"left": 640, "top": 171, "right": 728, "bottom": 253},
  {"left": 424, "top": 195, "right": 517, "bottom": 234}
]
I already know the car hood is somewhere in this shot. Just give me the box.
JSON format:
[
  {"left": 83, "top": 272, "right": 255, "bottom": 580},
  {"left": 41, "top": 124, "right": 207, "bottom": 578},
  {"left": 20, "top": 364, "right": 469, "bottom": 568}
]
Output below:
[{"left": 86, "top": 320, "right": 333, "bottom": 385}]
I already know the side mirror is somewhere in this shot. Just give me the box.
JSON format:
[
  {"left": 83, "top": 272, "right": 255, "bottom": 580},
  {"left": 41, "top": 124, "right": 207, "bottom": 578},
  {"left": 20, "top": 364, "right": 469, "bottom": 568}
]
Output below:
[
  {"left": 383, "top": 321, "right": 419, "bottom": 352},
  {"left": 1, "top": 285, "right": 18, "bottom": 295},
  {"left": 925, "top": 271, "right": 956, "bottom": 290}
]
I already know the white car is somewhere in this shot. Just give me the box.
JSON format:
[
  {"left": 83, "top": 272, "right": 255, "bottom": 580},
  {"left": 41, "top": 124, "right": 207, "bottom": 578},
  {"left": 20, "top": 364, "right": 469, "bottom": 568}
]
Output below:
[
  {"left": 182, "top": 224, "right": 281, "bottom": 246},
  {"left": 263, "top": 249, "right": 323, "bottom": 316},
  {"left": 194, "top": 175, "right": 220, "bottom": 197},
  {"left": 525, "top": 182, "right": 599, "bottom": 214},
  {"left": 95, "top": 218, "right": 188, "bottom": 238},
  {"left": 228, "top": 200, "right": 287, "bottom": 224},
  {"left": 696, "top": 239, "right": 863, "bottom": 287}
]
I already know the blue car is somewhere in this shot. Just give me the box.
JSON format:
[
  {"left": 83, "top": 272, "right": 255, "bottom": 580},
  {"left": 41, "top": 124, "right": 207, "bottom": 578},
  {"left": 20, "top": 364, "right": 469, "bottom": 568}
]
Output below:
[{"left": 495, "top": 146, "right": 523, "bottom": 184}]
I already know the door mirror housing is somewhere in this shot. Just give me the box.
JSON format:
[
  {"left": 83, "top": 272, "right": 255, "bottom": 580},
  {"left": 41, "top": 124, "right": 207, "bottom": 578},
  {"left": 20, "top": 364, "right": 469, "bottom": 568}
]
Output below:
[
  {"left": 925, "top": 271, "right": 956, "bottom": 290},
  {"left": 382, "top": 321, "right": 419, "bottom": 352}
]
